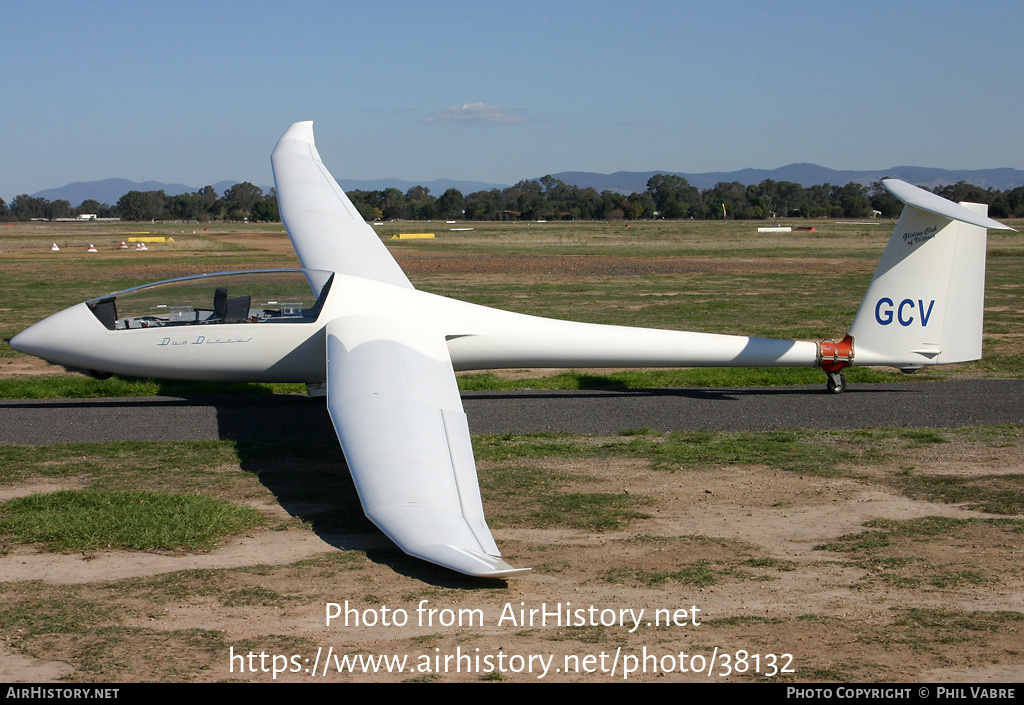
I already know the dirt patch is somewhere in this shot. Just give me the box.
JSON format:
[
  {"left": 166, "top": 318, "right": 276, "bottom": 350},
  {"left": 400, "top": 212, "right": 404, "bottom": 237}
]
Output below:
[
  {"left": 2, "top": 440, "right": 1022, "bottom": 683},
  {"left": 0, "top": 357, "right": 70, "bottom": 378}
]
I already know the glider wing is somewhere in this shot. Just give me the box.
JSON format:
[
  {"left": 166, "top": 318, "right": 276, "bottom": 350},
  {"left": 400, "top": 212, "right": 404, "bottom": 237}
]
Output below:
[
  {"left": 271, "top": 121, "right": 413, "bottom": 288},
  {"left": 325, "top": 315, "right": 529, "bottom": 577}
]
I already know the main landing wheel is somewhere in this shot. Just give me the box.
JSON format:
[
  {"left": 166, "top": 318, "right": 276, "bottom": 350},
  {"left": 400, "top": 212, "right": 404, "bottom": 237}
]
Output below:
[{"left": 825, "top": 372, "right": 847, "bottom": 394}]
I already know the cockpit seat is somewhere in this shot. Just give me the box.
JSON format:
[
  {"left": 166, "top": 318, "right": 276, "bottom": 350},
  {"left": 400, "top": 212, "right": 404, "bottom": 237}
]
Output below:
[{"left": 223, "top": 295, "right": 251, "bottom": 323}]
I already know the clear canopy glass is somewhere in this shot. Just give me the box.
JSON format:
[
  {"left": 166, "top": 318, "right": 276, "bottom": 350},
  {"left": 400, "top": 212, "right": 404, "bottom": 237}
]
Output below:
[{"left": 86, "top": 269, "right": 334, "bottom": 330}]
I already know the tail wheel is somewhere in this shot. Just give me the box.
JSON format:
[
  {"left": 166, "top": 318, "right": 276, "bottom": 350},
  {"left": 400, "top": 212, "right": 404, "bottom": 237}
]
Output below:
[
  {"left": 819, "top": 335, "right": 852, "bottom": 394},
  {"left": 825, "top": 372, "right": 846, "bottom": 394}
]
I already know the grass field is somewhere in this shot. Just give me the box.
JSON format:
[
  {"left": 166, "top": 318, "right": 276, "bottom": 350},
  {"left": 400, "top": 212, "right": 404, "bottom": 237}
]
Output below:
[
  {"left": 3, "top": 216, "right": 1024, "bottom": 391},
  {"left": 2, "top": 218, "right": 1024, "bottom": 682}
]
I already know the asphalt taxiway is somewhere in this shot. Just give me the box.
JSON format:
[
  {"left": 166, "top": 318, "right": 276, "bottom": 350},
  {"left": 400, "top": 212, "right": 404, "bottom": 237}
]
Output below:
[{"left": 1, "top": 379, "right": 1021, "bottom": 446}]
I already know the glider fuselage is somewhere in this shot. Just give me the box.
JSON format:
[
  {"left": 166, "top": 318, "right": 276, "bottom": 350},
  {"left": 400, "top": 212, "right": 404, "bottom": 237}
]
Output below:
[{"left": 11, "top": 269, "right": 820, "bottom": 383}]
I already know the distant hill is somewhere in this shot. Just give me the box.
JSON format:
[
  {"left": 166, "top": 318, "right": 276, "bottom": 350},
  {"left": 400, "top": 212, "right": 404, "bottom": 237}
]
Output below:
[
  {"left": 28, "top": 165, "right": 1024, "bottom": 206},
  {"left": 543, "top": 165, "right": 1024, "bottom": 194},
  {"left": 335, "top": 177, "right": 506, "bottom": 195},
  {"left": 32, "top": 179, "right": 244, "bottom": 206}
]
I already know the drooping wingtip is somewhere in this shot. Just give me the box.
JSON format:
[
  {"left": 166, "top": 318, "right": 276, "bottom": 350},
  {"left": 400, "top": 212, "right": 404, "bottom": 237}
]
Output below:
[
  {"left": 410, "top": 544, "right": 532, "bottom": 578},
  {"left": 883, "top": 178, "right": 1015, "bottom": 231},
  {"left": 363, "top": 495, "right": 533, "bottom": 579}
]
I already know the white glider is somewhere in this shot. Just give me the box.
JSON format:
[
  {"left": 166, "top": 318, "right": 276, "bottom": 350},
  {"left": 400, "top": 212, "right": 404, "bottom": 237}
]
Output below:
[{"left": 11, "top": 122, "right": 1013, "bottom": 577}]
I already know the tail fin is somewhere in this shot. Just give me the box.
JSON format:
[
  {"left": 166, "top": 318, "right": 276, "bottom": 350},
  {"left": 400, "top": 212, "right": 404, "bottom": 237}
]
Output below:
[{"left": 848, "top": 179, "right": 1013, "bottom": 370}]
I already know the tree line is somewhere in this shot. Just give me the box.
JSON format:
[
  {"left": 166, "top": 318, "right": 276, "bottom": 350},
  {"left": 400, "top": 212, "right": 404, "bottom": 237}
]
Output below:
[
  {"left": 346, "top": 177, "right": 1024, "bottom": 221},
  {"left": 4, "top": 176, "right": 1024, "bottom": 223},
  {"left": 0, "top": 182, "right": 279, "bottom": 222}
]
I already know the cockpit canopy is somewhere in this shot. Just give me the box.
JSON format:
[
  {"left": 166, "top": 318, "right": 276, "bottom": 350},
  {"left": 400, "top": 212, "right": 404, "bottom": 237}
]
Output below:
[{"left": 86, "top": 269, "right": 333, "bottom": 331}]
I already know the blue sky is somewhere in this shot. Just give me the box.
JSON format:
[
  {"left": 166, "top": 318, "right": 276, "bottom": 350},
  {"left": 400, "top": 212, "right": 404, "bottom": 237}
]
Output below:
[{"left": 2, "top": 0, "right": 1022, "bottom": 201}]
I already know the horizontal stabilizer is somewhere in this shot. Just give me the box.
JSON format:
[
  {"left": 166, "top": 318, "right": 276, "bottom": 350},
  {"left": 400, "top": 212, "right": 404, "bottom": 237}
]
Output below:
[{"left": 883, "top": 179, "right": 1014, "bottom": 231}]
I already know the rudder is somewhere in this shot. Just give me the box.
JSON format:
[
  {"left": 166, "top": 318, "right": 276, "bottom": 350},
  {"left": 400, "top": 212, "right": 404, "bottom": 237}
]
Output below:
[{"left": 848, "top": 180, "right": 1011, "bottom": 370}]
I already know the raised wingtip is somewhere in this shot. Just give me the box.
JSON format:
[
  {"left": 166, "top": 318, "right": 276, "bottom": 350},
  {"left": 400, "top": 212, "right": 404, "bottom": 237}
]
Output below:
[
  {"left": 279, "top": 121, "right": 315, "bottom": 145},
  {"left": 272, "top": 121, "right": 320, "bottom": 163}
]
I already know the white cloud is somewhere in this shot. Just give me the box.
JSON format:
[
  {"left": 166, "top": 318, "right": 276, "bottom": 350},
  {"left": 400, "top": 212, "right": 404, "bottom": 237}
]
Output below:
[{"left": 423, "top": 102, "right": 530, "bottom": 125}]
